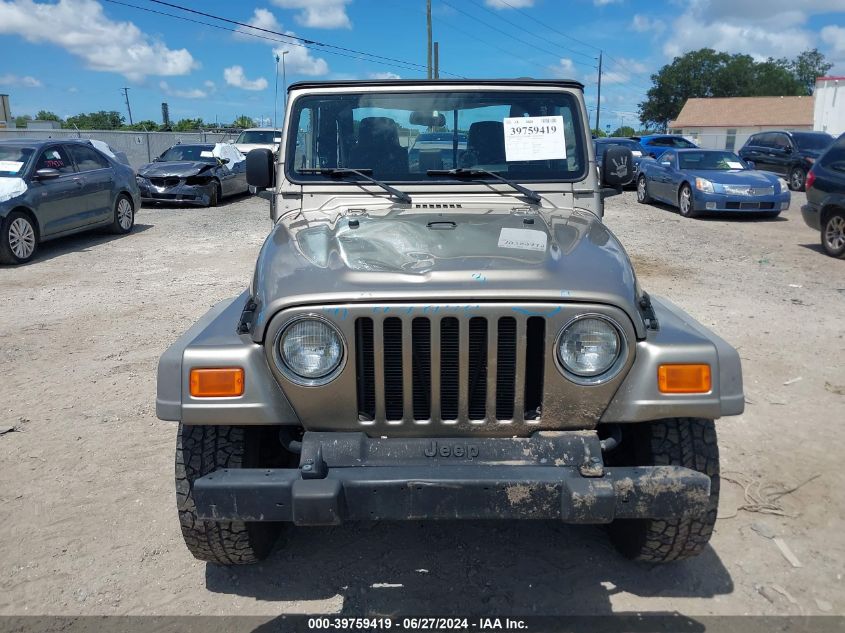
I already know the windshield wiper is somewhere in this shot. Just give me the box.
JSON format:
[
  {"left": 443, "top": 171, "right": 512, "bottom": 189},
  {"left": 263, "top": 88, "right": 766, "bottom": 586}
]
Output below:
[
  {"left": 299, "top": 167, "right": 411, "bottom": 204},
  {"left": 427, "top": 168, "right": 542, "bottom": 204}
]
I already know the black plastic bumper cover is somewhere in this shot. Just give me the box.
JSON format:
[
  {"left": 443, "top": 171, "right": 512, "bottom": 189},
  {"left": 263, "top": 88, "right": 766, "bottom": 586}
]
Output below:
[{"left": 193, "top": 432, "right": 711, "bottom": 526}]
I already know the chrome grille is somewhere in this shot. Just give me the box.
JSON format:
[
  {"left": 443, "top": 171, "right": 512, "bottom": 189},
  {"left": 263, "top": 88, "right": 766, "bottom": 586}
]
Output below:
[
  {"left": 723, "top": 184, "right": 774, "bottom": 196},
  {"left": 355, "top": 313, "right": 545, "bottom": 425}
]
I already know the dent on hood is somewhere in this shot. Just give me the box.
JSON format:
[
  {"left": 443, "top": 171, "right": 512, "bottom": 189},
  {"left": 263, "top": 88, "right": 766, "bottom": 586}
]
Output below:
[{"left": 0, "top": 178, "right": 27, "bottom": 204}]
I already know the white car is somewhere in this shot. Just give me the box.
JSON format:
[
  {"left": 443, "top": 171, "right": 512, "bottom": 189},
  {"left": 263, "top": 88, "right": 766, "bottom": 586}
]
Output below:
[{"left": 233, "top": 128, "right": 281, "bottom": 155}]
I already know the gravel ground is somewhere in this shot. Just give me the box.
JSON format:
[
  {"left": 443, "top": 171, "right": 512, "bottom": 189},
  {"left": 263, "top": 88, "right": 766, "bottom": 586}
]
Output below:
[{"left": 0, "top": 191, "right": 843, "bottom": 618}]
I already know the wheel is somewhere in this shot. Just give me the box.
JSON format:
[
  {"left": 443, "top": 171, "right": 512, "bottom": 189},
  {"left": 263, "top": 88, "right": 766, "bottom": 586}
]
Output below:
[
  {"left": 607, "top": 418, "right": 719, "bottom": 562},
  {"left": 0, "top": 211, "right": 38, "bottom": 265},
  {"left": 207, "top": 181, "right": 221, "bottom": 207},
  {"left": 788, "top": 166, "right": 806, "bottom": 192},
  {"left": 176, "top": 424, "right": 283, "bottom": 565},
  {"left": 109, "top": 194, "right": 134, "bottom": 235},
  {"left": 678, "top": 184, "right": 698, "bottom": 218},
  {"left": 636, "top": 174, "right": 652, "bottom": 204},
  {"left": 822, "top": 209, "right": 845, "bottom": 258}
]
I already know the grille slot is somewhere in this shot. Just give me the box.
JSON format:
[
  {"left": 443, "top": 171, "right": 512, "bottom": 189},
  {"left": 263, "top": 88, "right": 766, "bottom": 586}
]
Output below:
[{"left": 353, "top": 310, "right": 544, "bottom": 425}]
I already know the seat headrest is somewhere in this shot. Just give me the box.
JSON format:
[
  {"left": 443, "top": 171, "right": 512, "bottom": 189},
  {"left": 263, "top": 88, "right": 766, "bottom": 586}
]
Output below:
[{"left": 358, "top": 117, "right": 400, "bottom": 145}]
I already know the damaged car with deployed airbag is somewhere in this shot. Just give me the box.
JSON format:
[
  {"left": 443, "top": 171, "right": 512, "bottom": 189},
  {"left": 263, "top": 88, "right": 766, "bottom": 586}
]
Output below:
[
  {"left": 156, "top": 79, "right": 744, "bottom": 566},
  {"left": 136, "top": 143, "right": 248, "bottom": 207}
]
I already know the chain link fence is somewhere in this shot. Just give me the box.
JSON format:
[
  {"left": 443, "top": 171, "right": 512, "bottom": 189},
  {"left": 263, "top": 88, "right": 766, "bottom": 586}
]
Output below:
[{"left": 0, "top": 129, "right": 232, "bottom": 168}]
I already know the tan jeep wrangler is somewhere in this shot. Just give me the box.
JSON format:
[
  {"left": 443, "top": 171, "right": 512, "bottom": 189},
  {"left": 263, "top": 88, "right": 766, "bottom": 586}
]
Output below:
[{"left": 157, "top": 79, "right": 744, "bottom": 565}]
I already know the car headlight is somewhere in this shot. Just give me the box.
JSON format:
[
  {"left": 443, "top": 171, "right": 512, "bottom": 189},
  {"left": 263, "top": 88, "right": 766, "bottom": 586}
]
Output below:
[
  {"left": 777, "top": 177, "right": 789, "bottom": 192},
  {"left": 695, "top": 177, "right": 714, "bottom": 193},
  {"left": 556, "top": 316, "right": 623, "bottom": 380},
  {"left": 277, "top": 318, "right": 344, "bottom": 385}
]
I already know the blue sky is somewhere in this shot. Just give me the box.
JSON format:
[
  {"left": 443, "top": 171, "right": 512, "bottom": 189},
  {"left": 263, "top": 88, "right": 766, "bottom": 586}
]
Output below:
[{"left": 1, "top": 0, "right": 844, "bottom": 130}]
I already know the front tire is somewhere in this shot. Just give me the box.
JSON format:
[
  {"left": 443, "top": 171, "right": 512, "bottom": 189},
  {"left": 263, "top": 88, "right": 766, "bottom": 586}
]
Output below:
[
  {"left": 607, "top": 418, "right": 719, "bottom": 563},
  {"left": 207, "top": 181, "right": 221, "bottom": 207},
  {"left": 636, "top": 174, "right": 652, "bottom": 204},
  {"left": 788, "top": 166, "right": 806, "bottom": 192},
  {"left": 176, "top": 424, "right": 282, "bottom": 565},
  {"left": 0, "top": 211, "right": 38, "bottom": 265},
  {"left": 678, "top": 183, "right": 699, "bottom": 218},
  {"left": 109, "top": 194, "right": 135, "bottom": 235},
  {"left": 822, "top": 209, "right": 845, "bottom": 258}
]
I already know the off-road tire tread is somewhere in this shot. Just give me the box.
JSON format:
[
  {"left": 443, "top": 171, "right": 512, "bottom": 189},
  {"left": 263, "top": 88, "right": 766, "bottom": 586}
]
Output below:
[
  {"left": 176, "top": 424, "right": 274, "bottom": 565},
  {"left": 609, "top": 418, "right": 719, "bottom": 563}
]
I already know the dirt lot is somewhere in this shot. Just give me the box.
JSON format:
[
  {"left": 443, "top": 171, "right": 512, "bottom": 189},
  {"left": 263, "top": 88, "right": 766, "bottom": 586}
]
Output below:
[{"left": 1, "top": 191, "right": 843, "bottom": 618}]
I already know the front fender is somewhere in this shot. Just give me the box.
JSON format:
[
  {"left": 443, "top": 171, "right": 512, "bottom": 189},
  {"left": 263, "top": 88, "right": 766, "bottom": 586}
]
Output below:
[
  {"left": 156, "top": 291, "right": 299, "bottom": 425},
  {"left": 602, "top": 296, "right": 744, "bottom": 422}
]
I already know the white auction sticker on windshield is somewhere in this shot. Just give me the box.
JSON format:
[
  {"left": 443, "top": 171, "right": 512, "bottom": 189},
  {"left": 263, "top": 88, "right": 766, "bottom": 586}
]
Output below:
[
  {"left": 497, "top": 228, "right": 548, "bottom": 252},
  {"left": 726, "top": 161, "right": 744, "bottom": 169},
  {"left": 0, "top": 161, "right": 23, "bottom": 173},
  {"left": 200, "top": 151, "right": 214, "bottom": 158},
  {"left": 503, "top": 116, "right": 566, "bottom": 162}
]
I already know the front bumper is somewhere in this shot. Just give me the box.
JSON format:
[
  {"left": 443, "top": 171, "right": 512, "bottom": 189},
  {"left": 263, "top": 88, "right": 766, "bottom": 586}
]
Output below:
[
  {"left": 137, "top": 179, "right": 212, "bottom": 206},
  {"left": 692, "top": 190, "right": 790, "bottom": 213},
  {"left": 194, "top": 431, "right": 711, "bottom": 524},
  {"left": 801, "top": 202, "right": 821, "bottom": 230}
]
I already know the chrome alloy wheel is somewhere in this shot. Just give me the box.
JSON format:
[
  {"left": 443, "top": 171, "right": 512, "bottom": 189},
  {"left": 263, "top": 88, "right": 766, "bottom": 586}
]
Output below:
[
  {"left": 679, "top": 187, "right": 692, "bottom": 215},
  {"left": 117, "top": 197, "right": 133, "bottom": 230},
  {"left": 8, "top": 217, "right": 35, "bottom": 260},
  {"left": 825, "top": 215, "right": 845, "bottom": 252}
]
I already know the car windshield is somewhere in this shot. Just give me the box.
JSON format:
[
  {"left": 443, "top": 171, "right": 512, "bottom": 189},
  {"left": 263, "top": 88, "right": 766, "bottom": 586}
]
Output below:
[
  {"left": 159, "top": 145, "right": 215, "bottom": 162},
  {"left": 0, "top": 145, "right": 35, "bottom": 177},
  {"left": 288, "top": 89, "right": 586, "bottom": 182},
  {"left": 236, "top": 130, "right": 279, "bottom": 144},
  {"left": 791, "top": 133, "right": 834, "bottom": 151},
  {"left": 678, "top": 151, "right": 747, "bottom": 170}
]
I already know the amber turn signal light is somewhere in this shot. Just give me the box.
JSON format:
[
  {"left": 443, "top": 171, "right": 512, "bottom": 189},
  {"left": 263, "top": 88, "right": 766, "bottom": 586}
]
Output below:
[
  {"left": 658, "top": 364, "right": 711, "bottom": 394},
  {"left": 189, "top": 368, "right": 244, "bottom": 397}
]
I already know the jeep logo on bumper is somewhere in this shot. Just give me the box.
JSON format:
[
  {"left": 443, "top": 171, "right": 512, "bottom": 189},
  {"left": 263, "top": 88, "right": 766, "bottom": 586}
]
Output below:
[{"left": 424, "top": 440, "right": 479, "bottom": 459}]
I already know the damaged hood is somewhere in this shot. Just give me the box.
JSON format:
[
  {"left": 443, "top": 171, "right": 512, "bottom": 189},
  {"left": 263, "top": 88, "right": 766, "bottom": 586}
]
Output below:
[
  {"left": 138, "top": 161, "right": 213, "bottom": 178},
  {"left": 250, "top": 206, "right": 642, "bottom": 339}
]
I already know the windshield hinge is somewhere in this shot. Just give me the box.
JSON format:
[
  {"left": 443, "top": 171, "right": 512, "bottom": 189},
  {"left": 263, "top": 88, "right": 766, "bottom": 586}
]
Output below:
[{"left": 639, "top": 292, "right": 660, "bottom": 331}]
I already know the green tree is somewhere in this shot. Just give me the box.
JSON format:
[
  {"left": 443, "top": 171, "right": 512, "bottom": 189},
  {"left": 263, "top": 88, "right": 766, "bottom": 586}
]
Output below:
[
  {"left": 172, "top": 118, "right": 205, "bottom": 131},
  {"left": 638, "top": 48, "right": 807, "bottom": 130},
  {"left": 611, "top": 126, "right": 635, "bottom": 137},
  {"left": 65, "top": 111, "right": 124, "bottom": 130},
  {"left": 591, "top": 128, "right": 607, "bottom": 138},
  {"left": 232, "top": 115, "right": 255, "bottom": 128},
  {"left": 790, "top": 49, "right": 832, "bottom": 95},
  {"left": 122, "top": 120, "right": 160, "bottom": 131},
  {"left": 14, "top": 114, "right": 32, "bottom": 128},
  {"left": 36, "top": 110, "right": 61, "bottom": 122}
]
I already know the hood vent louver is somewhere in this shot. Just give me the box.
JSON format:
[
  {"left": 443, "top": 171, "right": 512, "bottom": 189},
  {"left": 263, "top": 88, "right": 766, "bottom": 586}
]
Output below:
[{"left": 413, "top": 203, "right": 463, "bottom": 209}]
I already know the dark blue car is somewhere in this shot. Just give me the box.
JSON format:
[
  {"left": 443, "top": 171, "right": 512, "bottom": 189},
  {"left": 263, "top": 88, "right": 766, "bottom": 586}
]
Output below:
[
  {"left": 634, "top": 134, "right": 698, "bottom": 158},
  {"left": 636, "top": 148, "right": 790, "bottom": 218}
]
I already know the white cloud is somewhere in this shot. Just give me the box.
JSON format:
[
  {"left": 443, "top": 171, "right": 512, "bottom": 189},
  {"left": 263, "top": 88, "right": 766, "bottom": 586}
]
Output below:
[
  {"left": 0, "top": 0, "right": 196, "bottom": 81},
  {"left": 631, "top": 14, "right": 665, "bottom": 34},
  {"left": 484, "top": 0, "right": 534, "bottom": 8},
  {"left": 0, "top": 73, "right": 42, "bottom": 87},
  {"left": 236, "top": 9, "right": 330, "bottom": 76},
  {"left": 160, "top": 80, "right": 215, "bottom": 99},
  {"left": 368, "top": 72, "right": 401, "bottom": 79},
  {"left": 224, "top": 66, "right": 269, "bottom": 91},
  {"left": 821, "top": 25, "right": 845, "bottom": 55},
  {"left": 271, "top": 0, "right": 351, "bottom": 29},
  {"left": 662, "top": 0, "right": 843, "bottom": 62},
  {"left": 550, "top": 57, "right": 577, "bottom": 79}
]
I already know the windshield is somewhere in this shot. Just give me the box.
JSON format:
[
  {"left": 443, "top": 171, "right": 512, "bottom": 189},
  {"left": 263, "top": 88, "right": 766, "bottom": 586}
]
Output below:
[
  {"left": 597, "top": 140, "right": 645, "bottom": 155},
  {"left": 0, "top": 145, "right": 35, "bottom": 177},
  {"left": 678, "top": 151, "right": 747, "bottom": 170},
  {"left": 288, "top": 90, "right": 586, "bottom": 182},
  {"left": 236, "top": 130, "right": 280, "bottom": 144},
  {"left": 159, "top": 145, "right": 215, "bottom": 162},
  {"left": 791, "top": 133, "right": 834, "bottom": 151}
]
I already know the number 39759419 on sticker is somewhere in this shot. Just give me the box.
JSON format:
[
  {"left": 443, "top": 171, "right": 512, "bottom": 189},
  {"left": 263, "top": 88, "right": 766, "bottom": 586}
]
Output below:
[{"left": 503, "top": 115, "right": 566, "bottom": 162}]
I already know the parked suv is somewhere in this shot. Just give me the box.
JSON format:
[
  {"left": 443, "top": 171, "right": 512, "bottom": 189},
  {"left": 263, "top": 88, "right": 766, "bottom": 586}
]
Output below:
[
  {"left": 156, "top": 79, "right": 744, "bottom": 566},
  {"left": 739, "top": 130, "right": 834, "bottom": 191},
  {"left": 801, "top": 132, "right": 845, "bottom": 258}
]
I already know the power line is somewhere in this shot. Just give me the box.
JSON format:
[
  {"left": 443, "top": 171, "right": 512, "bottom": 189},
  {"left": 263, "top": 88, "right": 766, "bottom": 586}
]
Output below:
[
  {"left": 143, "top": 0, "right": 464, "bottom": 77},
  {"left": 439, "top": 0, "right": 598, "bottom": 74}
]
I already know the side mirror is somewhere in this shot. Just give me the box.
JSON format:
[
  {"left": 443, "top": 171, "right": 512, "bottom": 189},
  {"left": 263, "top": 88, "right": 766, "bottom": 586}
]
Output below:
[
  {"left": 784, "top": 146, "right": 793, "bottom": 154},
  {"left": 745, "top": 160, "right": 756, "bottom": 169},
  {"left": 601, "top": 146, "right": 634, "bottom": 188},
  {"left": 34, "top": 168, "right": 60, "bottom": 180},
  {"left": 246, "top": 148, "right": 274, "bottom": 189}
]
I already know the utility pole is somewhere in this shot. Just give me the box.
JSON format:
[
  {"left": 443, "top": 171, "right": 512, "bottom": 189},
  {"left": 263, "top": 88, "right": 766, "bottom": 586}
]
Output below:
[
  {"left": 121, "top": 87, "right": 133, "bottom": 126},
  {"left": 594, "top": 51, "right": 602, "bottom": 135},
  {"left": 433, "top": 41, "right": 439, "bottom": 79},
  {"left": 274, "top": 54, "right": 280, "bottom": 130},
  {"left": 426, "top": 0, "right": 432, "bottom": 79},
  {"left": 281, "top": 50, "right": 288, "bottom": 119}
]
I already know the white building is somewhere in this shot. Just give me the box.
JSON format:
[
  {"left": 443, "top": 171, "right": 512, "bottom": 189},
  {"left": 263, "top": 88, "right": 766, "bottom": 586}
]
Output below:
[
  {"left": 814, "top": 76, "right": 845, "bottom": 137},
  {"left": 668, "top": 96, "right": 814, "bottom": 150}
]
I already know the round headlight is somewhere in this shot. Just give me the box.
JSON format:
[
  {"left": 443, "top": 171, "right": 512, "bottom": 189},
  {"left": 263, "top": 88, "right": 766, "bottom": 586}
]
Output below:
[
  {"left": 278, "top": 318, "right": 344, "bottom": 384},
  {"left": 557, "top": 317, "right": 621, "bottom": 378}
]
